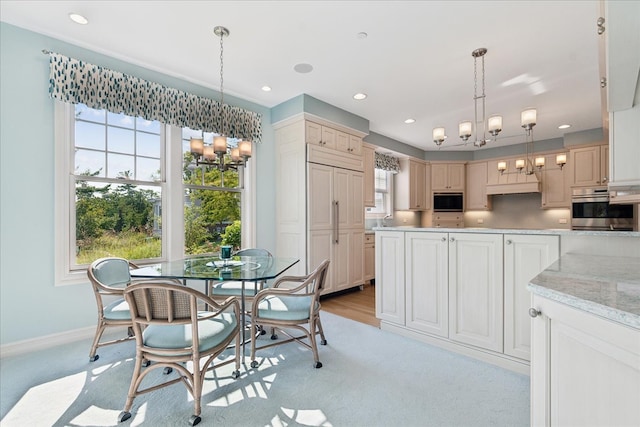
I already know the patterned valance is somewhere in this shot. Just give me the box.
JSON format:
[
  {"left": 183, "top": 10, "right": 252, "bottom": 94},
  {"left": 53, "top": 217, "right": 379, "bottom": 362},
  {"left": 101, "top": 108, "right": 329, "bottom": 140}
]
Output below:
[
  {"left": 375, "top": 152, "right": 400, "bottom": 173},
  {"left": 48, "top": 52, "right": 262, "bottom": 142}
]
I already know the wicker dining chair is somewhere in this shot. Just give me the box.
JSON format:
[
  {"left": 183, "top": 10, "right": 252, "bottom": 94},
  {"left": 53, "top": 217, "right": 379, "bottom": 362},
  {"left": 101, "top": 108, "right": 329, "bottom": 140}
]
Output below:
[
  {"left": 208, "top": 248, "right": 273, "bottom": 307},
  {"left": 86, "top": 257, "right": 142, "bottom": 362},
  {"left": 118, "top": 281, "right": 241, "bottom": 426},
  {"left": 249, "top": 259, "right": 330, "bottom": 369}
]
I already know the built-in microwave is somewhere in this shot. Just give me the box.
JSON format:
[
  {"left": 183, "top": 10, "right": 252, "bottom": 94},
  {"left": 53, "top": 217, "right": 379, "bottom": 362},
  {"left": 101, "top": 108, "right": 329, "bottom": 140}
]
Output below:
[
  {"left": 433, "top": 193, "right": 464, "bottom": 212},
  {"left": 571, "top": 187, "right": 635, "bottom": 231}
]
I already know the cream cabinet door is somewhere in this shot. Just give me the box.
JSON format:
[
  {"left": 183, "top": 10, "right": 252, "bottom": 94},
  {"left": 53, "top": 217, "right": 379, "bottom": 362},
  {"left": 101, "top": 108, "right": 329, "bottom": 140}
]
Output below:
[
  {"left": 349, "top": 135, "right": 363, "bottom": 156},
  {"left": 531, "top": 295, "right": 640, "bottom": 427},
  {"left": 333, "top": 168, "right": 350, "bottom": 230},
  {"left": 375, "top": 231, "right": 405, "bottom": 325},
  {"left": 504, "top": 234, "right": 559, "bottom": 361},
  {"left": 447, "top": 163, "right": 466, "bottom": 191},
  {"left": 309, "top": 229, "right": 334, "bottom": 294},
  {"left": 431, "top": 164, "right": 449, "bottom": 191},
  {"left": 405, "top": 232, "right": 448, "bottom": 337},
  {"left": 308, "top": 163, "right": 334, "bottom": 230},
  {"left": 466, "top": 162, "right": 489, "bottom": 210},
  {"left": 320, "top": 126, "right": 337, "bottom": 150},
  {"left": 448, "top": 233, "right": 503, "bottom": 352},
  {"left": 363, "top": 146, "right": 375, "bottom": 207},
  {"left": 410, "top": 160, "right": 426, "bottom": 210},
  {"left": 349, "top": 231, "right": 365, "bottom": 287},
  {"left": 335, "top": 130, "right": 349, "bottom": 153},
  {"left": 349, "top": 171, "right": 364, "bottom": 229},
  {"left": 571, "top": 145, "right": 606, "bottom": 186},
  {"left": 305, "top": 121, "right": 322, "bottom": 145}
]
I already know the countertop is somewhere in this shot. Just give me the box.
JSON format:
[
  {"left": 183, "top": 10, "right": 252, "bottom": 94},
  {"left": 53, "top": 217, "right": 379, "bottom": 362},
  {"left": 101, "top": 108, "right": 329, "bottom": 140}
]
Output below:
[
  {"left": 528, "top": 254, "right": 640, "bottom": 329},
  {"left": 371, "top": 226, "right": 640, "bottom": 238}
]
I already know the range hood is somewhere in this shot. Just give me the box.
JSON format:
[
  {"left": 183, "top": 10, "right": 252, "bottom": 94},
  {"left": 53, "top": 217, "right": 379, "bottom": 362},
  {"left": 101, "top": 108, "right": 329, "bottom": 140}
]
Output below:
[{"left": 486, "top": 174, "right": 541, "bottom": 195}]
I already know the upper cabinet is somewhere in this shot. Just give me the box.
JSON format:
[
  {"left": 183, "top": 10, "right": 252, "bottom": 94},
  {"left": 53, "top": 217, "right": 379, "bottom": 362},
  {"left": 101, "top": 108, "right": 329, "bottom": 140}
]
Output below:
[
  {"left": 466, "top": 161, "right": 490, "bottom": 211},
  {"left": 541, "top": 152, "right": 570, "bottom": 208},
  {"left": 336, "top": 134, "right": 362, "bottom": 156},
  {"left": 431, "top": 163, "right": 465, "bottom": 192},
  {"left": 395, "top": 158, "right": 429, "bottom": 211},
  {"left": 362, "top": 144, "right": 375, "bottom": 207},
  {"left": 570, "top": 144, "right": 609, "bottom": 187},
  {"left": 599, "top": 0, "right": 640, "bottom": 202}
]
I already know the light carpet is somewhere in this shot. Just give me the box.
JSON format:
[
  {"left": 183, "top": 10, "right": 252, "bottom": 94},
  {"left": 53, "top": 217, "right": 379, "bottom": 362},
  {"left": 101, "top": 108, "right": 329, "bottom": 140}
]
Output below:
[{"left": 0, "top": 312, "right": 529, "bottom": 427}]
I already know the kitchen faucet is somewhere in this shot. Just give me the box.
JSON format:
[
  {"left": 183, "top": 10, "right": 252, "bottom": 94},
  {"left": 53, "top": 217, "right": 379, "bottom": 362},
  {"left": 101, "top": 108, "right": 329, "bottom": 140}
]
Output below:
[{"left": 383, "top": 214, "right": 392, "bottom": 226}]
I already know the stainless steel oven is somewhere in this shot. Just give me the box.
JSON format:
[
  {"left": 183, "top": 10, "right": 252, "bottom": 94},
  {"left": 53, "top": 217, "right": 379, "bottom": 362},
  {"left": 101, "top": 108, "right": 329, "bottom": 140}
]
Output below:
[{"left": 571, "top": 187, "right": 635, "bottom": 231}]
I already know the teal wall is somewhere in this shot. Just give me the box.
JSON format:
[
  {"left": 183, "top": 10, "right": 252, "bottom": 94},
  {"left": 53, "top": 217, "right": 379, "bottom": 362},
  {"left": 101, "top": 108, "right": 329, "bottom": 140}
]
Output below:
[{"left": 0, "top": 23, "right": 275, "bottom": 345}]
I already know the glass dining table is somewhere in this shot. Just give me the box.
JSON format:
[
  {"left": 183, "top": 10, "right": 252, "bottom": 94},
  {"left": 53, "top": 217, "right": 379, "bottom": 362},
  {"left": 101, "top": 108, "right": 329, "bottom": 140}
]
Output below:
[{"left": 130, "top": 254, "right": 300, "bottom": 356}]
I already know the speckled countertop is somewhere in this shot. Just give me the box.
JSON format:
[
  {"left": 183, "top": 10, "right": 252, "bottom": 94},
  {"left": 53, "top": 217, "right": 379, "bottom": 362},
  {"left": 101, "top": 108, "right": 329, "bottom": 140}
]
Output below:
[
  {"left": 528, "top": 254, "right": 640, "bottom": 329},
  {"left": 372, "top": 226, "right": 640, "bottom": 238}
]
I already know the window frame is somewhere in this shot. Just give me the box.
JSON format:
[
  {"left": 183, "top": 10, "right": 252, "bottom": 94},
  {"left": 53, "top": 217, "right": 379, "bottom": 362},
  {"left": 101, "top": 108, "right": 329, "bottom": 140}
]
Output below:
[
  {"left": 54, "top": 101, "right": 256, "bottom": 286},
  {"left": 365, "top": 169, "right": 393, "bottom": 218}
]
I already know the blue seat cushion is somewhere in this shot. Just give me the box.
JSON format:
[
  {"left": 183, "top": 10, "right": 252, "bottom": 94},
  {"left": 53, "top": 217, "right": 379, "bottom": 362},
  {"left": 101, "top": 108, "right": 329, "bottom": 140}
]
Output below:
[
  {"left": 103, "top": 298, "right": 131, "bottom": 320},
  {"left": 142, "top": 312, "right": 238, "bottom": 355},
  {"left": 257, "top": 295, "right": 314, "bottom": 321},
  {"left": 211, "top": 281, "right": 262, "bottom": 297},
  {"left": 93, "top": 259, "right": 131, "bottom": 287}
]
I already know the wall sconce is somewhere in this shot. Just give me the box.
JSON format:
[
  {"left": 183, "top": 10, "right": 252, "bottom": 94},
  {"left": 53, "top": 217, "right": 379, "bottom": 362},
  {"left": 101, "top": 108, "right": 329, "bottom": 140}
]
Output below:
[
  {"left": 433, "top": 127, "right": 446, "bottom": 146},
  {"left": 497, "top": 161, "right": 507, "bottom": 175},
  {"left": 515, "top": 159, "right": 525, "bottom": 173},
  {"left": 556, "top": 153, "right": 567, "bottom": 169},
  {"left": 535, "top": 157, "right": 545, "bottom": 170}
]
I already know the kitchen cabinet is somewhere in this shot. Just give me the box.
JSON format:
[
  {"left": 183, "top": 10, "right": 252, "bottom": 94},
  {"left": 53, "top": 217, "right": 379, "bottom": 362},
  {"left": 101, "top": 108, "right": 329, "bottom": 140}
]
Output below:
[
  {"left": 504, "top": 234, "right": 559, "bottom": 361},
  {"left": 405, "top": 232, "right": 449, "bottom": 337},
  {"left": 275, "top": 119, "right": 366, "bottom": 295},
  {"left": 570, "top": 144, "right": 608, "bottom": 187},
  {"left": 448, "top": 233, "right": 504, "bottom": 352},
  {"left": 305, "top": 121, "right": 336, "bottom": 150},
  {"left": 431, "top": 212, "right": 464, "bottom": 228},
  {"left": 375, "top": 231, "right": 405, "bottom": 324},
  {"left": 364, "top": 233, "right": 375, "bottom": 283},
  {"left": 540, "top": 152, "right": 570, "bottom": 208},
  {"left": 530, "top": 294, "right": 640, "bottom": 426},
  {"left": 363, "top": 144, "right": 375, "bottom": 207},
  {"left": 431, "top": 162, "right": 466, "bottom": 191},
  {"left": 336, "top": 133, "right": 362, "bottom": 156},
  {"left": 395, "top": 158, "right": 429, "bottom": 211},
  {"left": 465, "top": 161, "right": 491, "bottom": 210}
]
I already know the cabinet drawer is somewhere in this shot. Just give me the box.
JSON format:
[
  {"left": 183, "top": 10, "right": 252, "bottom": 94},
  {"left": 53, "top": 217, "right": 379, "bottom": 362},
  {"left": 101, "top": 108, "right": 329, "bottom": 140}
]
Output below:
[
  {"left": 433, "top": 213, "right": 463, "bottom": 221},
  {"left": 434, "top": 221, "right": 464, "bottom": 228},
  {"left": 365, "top": 233, "right": 375, "bottom": 244}
]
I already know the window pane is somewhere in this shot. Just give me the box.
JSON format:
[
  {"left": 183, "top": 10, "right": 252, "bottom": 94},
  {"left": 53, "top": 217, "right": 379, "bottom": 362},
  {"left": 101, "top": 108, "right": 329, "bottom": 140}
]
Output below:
[
  {"left": 184, "top": 189, "right": 241, "bottom": 254},
  {"left": 108, "top": 127, "right": 135, "bottom": 154},
  {"left": 75, "top": 104, "right": 105, "bottom": 123},
  {"left": 74, "top": 180, "right": 161, "bottom": 264},
  {"left": 137, "top": 157, "right": 161, "bottom": 182},
  {"left": 75, "top": 121, "right": 105, "bottom": 151},
  {"left": 107, "top": 111, "right": 135, "bottom": 129},
  {"left": 107, "top": 153, "right": 135, "bottom": 178},
  {"left": 76, "top": 149, "right": 106, "bottom": 177},
  {"left": 136, "top": 117, "right": 161, "bottom": 134},
  {"left": 137, "top": 131, "right": 160, "bottom": 157}
]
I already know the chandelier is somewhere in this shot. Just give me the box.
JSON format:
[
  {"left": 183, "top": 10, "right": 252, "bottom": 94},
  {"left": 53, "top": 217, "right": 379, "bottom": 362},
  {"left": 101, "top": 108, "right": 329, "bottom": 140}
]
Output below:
[
  {"left": 190, "top": 26, "right": 252, "bottom": 171},
  {"left": 433, "top": 48, "right": 502, "bottom": 148}
]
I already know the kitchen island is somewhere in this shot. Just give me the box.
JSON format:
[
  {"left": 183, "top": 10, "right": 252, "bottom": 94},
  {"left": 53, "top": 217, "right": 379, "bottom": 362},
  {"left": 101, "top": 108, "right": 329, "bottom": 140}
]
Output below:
[
  {"left": 528, "top": 253, "right": 640, "bottom": 426},
  {"left": 374, "top": 227, "right": 640, "bottom": 374}
]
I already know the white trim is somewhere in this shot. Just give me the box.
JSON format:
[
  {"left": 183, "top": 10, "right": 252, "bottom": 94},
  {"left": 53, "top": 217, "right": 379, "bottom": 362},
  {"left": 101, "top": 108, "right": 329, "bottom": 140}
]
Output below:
[
  {"left": 0, "top": 326, "right": 98, "bottom": 358},
  {"left": 242, "top": 150, "right": 257, "bottom": 248}
]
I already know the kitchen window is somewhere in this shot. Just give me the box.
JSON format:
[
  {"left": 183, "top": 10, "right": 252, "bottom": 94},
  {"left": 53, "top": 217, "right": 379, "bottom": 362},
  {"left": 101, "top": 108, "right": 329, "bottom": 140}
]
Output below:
[{"left": 366, "top": 169, "right": 393, "bottom": 217}]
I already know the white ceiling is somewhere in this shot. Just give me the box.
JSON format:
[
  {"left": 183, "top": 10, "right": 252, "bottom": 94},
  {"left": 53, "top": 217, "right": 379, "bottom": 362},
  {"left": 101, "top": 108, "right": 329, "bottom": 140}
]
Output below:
[{"left": 0, "top": 1, "right": 604, "bottom": 151}]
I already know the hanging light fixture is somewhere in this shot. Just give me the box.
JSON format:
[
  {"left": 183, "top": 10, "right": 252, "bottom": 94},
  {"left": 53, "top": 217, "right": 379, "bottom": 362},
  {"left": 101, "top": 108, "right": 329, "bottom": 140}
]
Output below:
[
  {"left": 518, "top": 108, "right": 538, "bottom": 175},
  {"left": 190, "top": 26, "right": 252, "bottom": 171}
]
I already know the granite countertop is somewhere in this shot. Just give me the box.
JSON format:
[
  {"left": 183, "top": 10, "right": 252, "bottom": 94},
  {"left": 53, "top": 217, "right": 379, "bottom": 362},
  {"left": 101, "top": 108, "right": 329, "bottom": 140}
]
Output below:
[
  {"left": 372, "top": 226, "right": 640, "bottom": 238},
  {"left": 528, "top": 254, "right": 640, "bottom": 329}
]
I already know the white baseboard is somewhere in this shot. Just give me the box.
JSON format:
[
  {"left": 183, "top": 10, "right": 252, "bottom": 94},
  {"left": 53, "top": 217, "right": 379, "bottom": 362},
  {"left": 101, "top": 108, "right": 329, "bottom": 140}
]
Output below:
[
  {"left": 0, "top": 326, "right": 126, "bottom": 359},
  {"left": 380, "top": 321, "right": 531, "bottom": 376}
]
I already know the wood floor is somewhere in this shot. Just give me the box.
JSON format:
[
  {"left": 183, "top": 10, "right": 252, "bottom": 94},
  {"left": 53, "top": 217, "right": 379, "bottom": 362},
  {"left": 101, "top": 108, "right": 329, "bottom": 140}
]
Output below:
[{"left": 320, "top": 283, "right": 379, "bottom": 328}]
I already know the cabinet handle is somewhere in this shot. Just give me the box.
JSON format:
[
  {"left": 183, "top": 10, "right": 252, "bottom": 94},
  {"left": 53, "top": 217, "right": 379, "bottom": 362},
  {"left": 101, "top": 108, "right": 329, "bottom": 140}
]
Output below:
[
  {"left": 506, "top": 239, "right": 512, "bottom": 245},
  {"left": 441, "top": 237, "right": 447, "bottom": 242},
  {"left": 334, "top": 201, "right": 339, "bottom": 244},
  {"left": 602, "top": 177, "right": 608, "bottom": 183},
  {"left": 529, "top": 308, "right": 541, "bottom": 318},
  {"left": 449, "top": 237, "right": 455, "bottom": 242}
]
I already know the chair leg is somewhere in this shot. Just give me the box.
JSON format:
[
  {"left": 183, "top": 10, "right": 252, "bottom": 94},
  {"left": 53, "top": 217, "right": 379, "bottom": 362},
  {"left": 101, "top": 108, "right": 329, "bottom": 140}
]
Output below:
[
  {"left": 89, "top": 322, "right": 107, "bottom": 362},
  {"left": 119, "top": 352, "right": 144, "bottom": 422},
  {"left": 315, "top": 314, "right": 327, "bottom": 345},
  {"left": 308, "top": 320, "right": 322, "bottom": 369},
  {"left": 250, "top": 325, "right": 259, "bottom": 368},
  {"left": 232, "top": 325, "right": 241, "bottom": 378}
]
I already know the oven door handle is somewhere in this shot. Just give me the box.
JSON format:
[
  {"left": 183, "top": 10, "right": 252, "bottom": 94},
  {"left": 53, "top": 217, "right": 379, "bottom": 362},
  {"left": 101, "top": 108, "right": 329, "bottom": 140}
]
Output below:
[{"left": 571, "top": 197, "right": 610, "bottom": 203}]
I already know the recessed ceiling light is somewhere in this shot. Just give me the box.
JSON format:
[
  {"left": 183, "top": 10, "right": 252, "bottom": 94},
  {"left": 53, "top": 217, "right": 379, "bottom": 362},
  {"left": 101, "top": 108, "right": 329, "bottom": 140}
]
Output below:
[
  {"left": 404, "top": 118, "right": 416, "bottom": 124},
  {"left": 293, "top": 63, "right": 313, "bottom": 74},
  {"left": 353, "top": 93, "right": 367, "bottom": 100},
  {"left": 558, "top": 124, "right": 571, "bottom": 129},
  {"left": 261, "top": 85, "right": 272, "bottom": 92},
  {"left": 69, "top": 13, "right": 88, "bottom": 25},
  {"left": 357, "top": 32, "right": 368, "bottom": 39}
]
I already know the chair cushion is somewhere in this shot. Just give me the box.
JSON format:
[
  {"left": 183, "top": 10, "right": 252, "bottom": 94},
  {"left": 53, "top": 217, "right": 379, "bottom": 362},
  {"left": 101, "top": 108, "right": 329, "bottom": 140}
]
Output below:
[
  {"left": 103, "top": 298, "right": 131, "bottom": 320},
  {"left": 211, "top": 281, "right": 262, "bottom": 297},
  {"left": 142, "top": 312, "right": 238, "bottom": 355},
  {"left": 93, "top": 259, "right": 131, "bottom": 287},
  {"left": 257, "top": 295, "right": 314, "bottom": 321}
]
